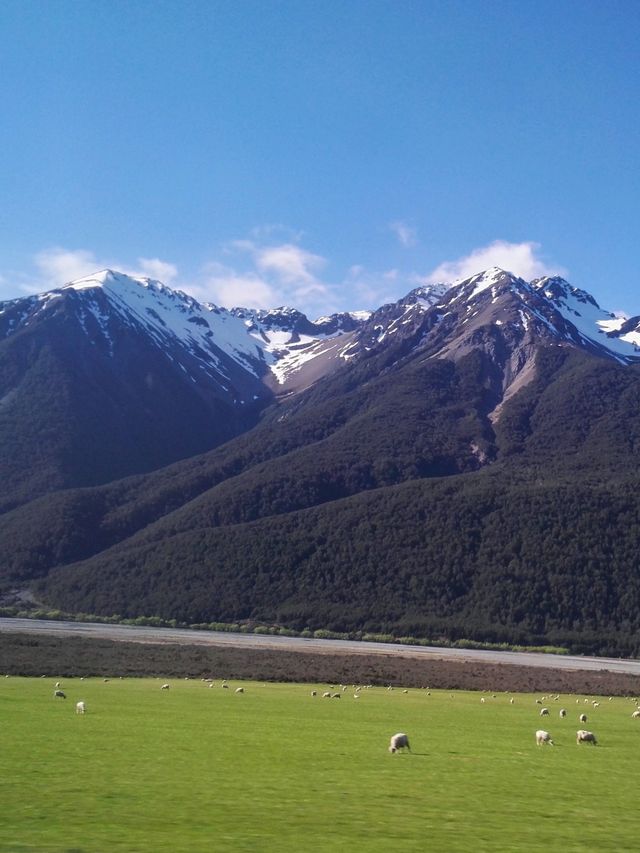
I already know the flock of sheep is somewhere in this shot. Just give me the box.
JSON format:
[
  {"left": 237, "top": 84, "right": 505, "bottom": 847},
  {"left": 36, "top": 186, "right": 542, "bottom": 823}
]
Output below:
[
  {"left": 527, "top": 692, "right": 640, "bottom": 749},
  {"left": 52, "top": 682, "right": 85, "bottom": 714},
  {"left": 43, "top": 676, "right": 640, "bottom": 754}
]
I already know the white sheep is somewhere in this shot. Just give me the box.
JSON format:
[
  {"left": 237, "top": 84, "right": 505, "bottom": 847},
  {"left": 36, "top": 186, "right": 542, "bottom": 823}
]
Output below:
[
  {"left": 631, "top": 710, "right": 640, "bottom": 719},
  {"left": 579, "top": 713, "right": 587, "bottom": 723},
  {"left": 75, "top": 701, "right": 86, "bottom": 714},
  {"left": 235, "top": 687, "right": 244, "bottom": 694},
  {"left": 576, "top": 729, "right": 597, "bottom": 745},
  {"left": 535, "top": 729, "right": 553, "bottom": 746},
  {"left": 311, "top": 691, "right": 317, "bottom": 697},
  {"left": 161, "top": 683, "right": 170, "bottom": 690},
  {"left": 322, "top": 691, "right": 331, "bottom": 698},
  {"left": 388, "top": 733, "right": 411, "bottom": 753},
  {"left": 560, "top": 709, "right": 567, "bottom": 718},
  {"left": 540, "top": 708, "right": 549, "bottom": 717}
]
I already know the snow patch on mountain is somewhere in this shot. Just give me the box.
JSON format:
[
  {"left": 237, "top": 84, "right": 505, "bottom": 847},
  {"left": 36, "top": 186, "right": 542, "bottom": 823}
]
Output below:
[
  {"left": 8, "top": 270, "right": 371, "bottom": 391},
  {"left": 531, "top": 276, "right": 640, "bottom": 359}
]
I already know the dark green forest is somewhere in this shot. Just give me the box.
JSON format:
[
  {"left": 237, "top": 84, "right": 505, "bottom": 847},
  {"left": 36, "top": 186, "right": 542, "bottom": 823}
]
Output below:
[{"left": 4, "top": 342, "right": 640, "bottom": 656}]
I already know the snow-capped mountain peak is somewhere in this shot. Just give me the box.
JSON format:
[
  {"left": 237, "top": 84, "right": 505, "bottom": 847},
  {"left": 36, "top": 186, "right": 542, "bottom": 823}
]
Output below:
[
  {"left": 1, "top": 269, "right": 373, "bottom": 397},
  {"left": 3, "top": 266, "right": 640, "bottom": 412}
]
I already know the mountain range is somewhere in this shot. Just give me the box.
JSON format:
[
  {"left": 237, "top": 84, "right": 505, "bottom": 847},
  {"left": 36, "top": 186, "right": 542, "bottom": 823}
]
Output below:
[{"left": 2, "top": 266, "right": 640, "bottom": 655}]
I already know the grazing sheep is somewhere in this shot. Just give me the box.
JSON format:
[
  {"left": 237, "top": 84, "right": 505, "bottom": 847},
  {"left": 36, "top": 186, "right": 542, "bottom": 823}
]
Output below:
[
  {"left": 540, "top": 708, "right": 550, "bottom": 717},
  {"left": 311, "top": 691, "right": 317, "bottom": 697},
  {"left": 560, "top": 709, "right": 567, "bottom": 718},
  {"left": 54, "top": 690, "right": 66, "bottom": 699},
  {"left": 235, "top": 687, "right": 244, "bottom": 694},
  {"left": 535, "top": 730, "right": 553, "bottom": 746},
  {"left": 161, "top": 684, "right": 170, "bottom": 690},
  {"left": 388, "top": 733, "right": 411, "bottom": 753},
  {"left": 55, "top": 682, "right": 61, "bottom": 688},
  {"left": 322, "top": 691, "right": 331, "bottom": 698},
  {"left": 332, "top": 693, "right": 341, "bottom": 699},
  {"left": 579, "top": 713, "right": 587, "bottom": 723},
  {"left": 576, "top": 730, "right": 597, "bottom": 745},
  {"left": 480, "top": 698, "right": 486, "bottom": 704},
  {"left": 631, "top": 710, "right": 640, "bottom": 719},
  {"left": 510, "top": 698, "right": 514, "bottom": 704},
  {"left": 75, "top": 701, "right": 86, "bottom": 714},
  {"left": 592, "top": 702, "right": 600, "bottom": 708}
]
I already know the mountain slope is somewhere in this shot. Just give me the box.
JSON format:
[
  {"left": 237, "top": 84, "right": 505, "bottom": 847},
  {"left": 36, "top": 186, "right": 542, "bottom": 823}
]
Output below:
[
  {"left": 25, "top": 343, "right": 640, "bottom": 654},
  {"left": 0, "top": 270, "right": 367, "bottom": 510},
  {"left": 4, "top": 266, "right": 640, "bottom": 654}
]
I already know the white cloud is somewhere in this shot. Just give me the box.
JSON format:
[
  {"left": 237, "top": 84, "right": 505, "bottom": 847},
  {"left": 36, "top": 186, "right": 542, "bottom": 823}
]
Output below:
[
  {"left": 424, "top": 240, "right": 566, "bottom": 284},
  {"left": 27, "top": 247, "right": 181, "bottom": 293},
  {"left": 194, "top": 262, "right": 277, "bottom": 308},
  {"left": 201, "top": 238, "right": 334, "bottom": 312},
  {"left": 34, "top": 247, "right": 101, "bottom": 287},
  {"left": 389, "top": 220, "right": 418, "bottom": 248},
  {"left": 3, "top": 238, "right": 337, "bottom": 314},
  {"left": 136, "top": 257, "right": 178, "bottom": 284},
  {"left": 255, "top": 243, "right": 326, "bottom": 286}
]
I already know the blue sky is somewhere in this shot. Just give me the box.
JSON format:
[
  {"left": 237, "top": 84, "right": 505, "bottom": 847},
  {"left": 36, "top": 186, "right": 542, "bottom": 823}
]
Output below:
[{"left": 1, "top": 0, "right": 638, "bottom": 317}]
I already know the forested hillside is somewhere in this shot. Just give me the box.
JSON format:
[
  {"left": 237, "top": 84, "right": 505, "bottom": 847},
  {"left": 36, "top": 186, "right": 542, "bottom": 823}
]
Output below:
[
  {"left": 4, "top": 267, "right": 640, "bottom": 656},
  {"left": 1, "top": 345, "right": 638, "bottom": 654}
]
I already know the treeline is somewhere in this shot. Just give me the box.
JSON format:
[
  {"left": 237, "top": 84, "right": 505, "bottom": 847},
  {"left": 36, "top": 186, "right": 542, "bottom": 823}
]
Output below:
[
  {"left": 36, "top": 470, "right": 640, "bottom": 657},
  {"left": 0, "top": 605, "right": 568, "bottom": 656}
]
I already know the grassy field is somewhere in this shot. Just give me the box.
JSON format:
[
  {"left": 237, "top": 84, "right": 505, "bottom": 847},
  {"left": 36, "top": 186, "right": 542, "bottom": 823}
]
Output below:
[{"left": 2, "top": 677, "right": 640, "bottom": 852}]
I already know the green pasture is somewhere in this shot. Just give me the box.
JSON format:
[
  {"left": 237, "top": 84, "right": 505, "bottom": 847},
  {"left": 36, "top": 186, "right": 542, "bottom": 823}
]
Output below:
[{"left": 2, "top": 676, "right": 640, "bottom": 852}]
